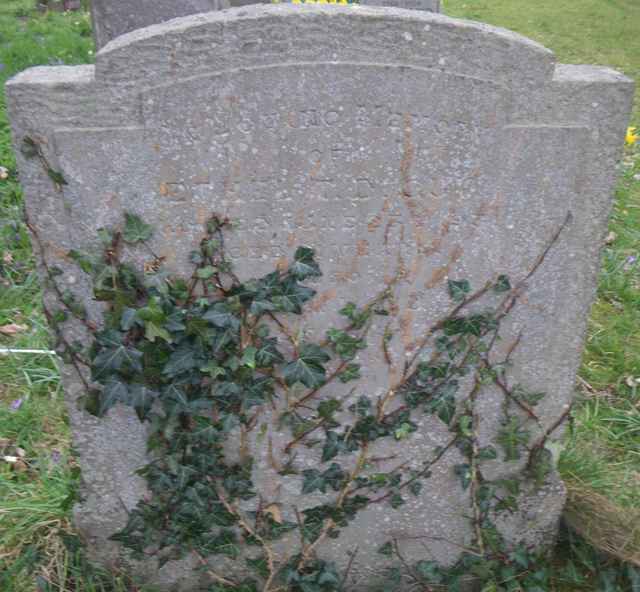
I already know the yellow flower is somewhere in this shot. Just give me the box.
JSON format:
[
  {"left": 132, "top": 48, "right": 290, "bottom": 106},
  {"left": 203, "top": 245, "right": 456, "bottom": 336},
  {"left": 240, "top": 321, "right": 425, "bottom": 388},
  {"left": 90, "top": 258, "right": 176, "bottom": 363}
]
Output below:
[{"left": 626, "top": 126, "right": 639, "bottom": 147}]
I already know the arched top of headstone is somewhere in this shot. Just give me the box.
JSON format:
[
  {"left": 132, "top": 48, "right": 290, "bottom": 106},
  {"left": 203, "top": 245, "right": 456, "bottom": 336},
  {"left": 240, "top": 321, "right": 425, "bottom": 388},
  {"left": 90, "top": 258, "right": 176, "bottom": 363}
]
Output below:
[{"left": 94, "top": 5, "right": 554, "bottom": 93}]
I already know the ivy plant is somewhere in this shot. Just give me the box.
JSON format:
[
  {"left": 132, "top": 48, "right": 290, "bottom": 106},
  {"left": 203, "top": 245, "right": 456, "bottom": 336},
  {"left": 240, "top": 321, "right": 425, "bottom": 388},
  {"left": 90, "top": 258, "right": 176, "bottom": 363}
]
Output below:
[{"left": 22, "top": 165, "right": 572, "bottom": 592}]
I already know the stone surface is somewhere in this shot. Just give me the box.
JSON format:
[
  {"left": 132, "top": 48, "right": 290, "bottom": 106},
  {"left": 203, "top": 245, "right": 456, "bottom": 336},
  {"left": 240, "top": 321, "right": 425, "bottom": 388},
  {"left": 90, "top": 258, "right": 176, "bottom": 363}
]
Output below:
[
  {"left": 91, "top": 0, "right": 440, "bottom": 49},
  {"left": 6, "top": 5, "right": 634, "bottom": 590}
]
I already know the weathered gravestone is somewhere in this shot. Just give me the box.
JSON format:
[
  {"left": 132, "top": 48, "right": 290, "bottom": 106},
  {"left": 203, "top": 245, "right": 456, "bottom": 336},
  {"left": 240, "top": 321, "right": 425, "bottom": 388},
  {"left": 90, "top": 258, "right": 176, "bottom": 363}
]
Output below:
[
  {"left": 91, "top": 0, "right": 441, "bottom": 49},
  {"left": 6, "top": 5, "right": 634, "bottom": 590}
]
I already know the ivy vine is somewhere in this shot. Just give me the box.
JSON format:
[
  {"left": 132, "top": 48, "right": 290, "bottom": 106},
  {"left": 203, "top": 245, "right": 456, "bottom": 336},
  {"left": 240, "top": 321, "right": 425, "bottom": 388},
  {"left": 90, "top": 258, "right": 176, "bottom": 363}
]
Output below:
[{"left": 23, "top": 135, "right": 575, "bottom": 592}]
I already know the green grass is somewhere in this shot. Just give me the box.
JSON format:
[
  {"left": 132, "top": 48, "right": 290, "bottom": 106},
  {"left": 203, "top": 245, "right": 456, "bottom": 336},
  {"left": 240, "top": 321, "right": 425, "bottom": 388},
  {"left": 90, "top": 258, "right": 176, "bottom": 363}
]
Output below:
[{"left": 0, "top": 0, "right": 639, "bottom": 590}]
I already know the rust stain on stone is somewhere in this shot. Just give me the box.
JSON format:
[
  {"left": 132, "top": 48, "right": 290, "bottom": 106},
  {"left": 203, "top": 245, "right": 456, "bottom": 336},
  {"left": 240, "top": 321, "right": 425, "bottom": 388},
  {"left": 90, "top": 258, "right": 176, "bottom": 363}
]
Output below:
[
  {"left": 400, "top": 309, "right": 414, "bottom": 349},
  {"left": 310, "top": 288, "right": 337, "bottom": 312},
  {"left": 423, "top": 214, "right": 452, "bottom": 258},
  {"left": 425, "top": 244, "right": 464, "bottom": 289},
  {"left": 356, "top": 239, "right": 368, "bottom": 256},
  {"left": 105, "top": 192, "right": 120, "bottom": 210},
  {"left": 368, "top": 214, "right": 383, "bottom": 232},
  {"left": 276, "top": 256, "right": 288, "bottom": 271},
  {"left": 46, "top": 242, "right": 71, "bottom": 260},
  {"left": 287, "top": 232, "right": 297, "bottom": 247},
  {"left": 196, "top": 206, "right": 208, "bottom": 225},
  {"left": 309, "top": 156, "right": 322, "bottom": 180},
  {"left": 159, "top": 182, "right": 169, "bottom": 197},
  {"left": 334, "top": 257, "right": 359, "bottom": 283}
]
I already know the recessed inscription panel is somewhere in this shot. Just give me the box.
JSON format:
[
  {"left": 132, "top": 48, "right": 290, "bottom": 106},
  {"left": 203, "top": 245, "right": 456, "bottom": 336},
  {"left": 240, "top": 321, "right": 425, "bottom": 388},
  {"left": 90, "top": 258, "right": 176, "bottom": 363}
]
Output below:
[{"left": 139, "top": 64, "right": 508, "bottom": 386}]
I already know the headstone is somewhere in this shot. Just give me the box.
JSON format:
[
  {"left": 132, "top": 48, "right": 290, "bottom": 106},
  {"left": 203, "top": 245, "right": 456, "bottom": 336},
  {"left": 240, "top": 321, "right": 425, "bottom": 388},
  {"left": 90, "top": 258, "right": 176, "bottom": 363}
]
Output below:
[
  {"left": 6, "top": 5, "right": 633, "bottom": 590},
  {"left": 91, "top": 0, "right": 441, "bottom": 49}
]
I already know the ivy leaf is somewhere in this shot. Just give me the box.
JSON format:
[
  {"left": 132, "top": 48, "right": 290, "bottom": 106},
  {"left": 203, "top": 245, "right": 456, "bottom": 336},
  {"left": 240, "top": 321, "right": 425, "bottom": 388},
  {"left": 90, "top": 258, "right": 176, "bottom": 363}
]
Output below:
[
  {"left": 98, "top": 378, "right": 130, "bottom": 415},
  {"left": 20, "top": 136, "right": 38, "bottom": 158},
  {"left": 339, "top": 302, "right": 371, "bottom": 329},
  {"left": 129, "top": 384, "right": 158, "bottom": 418},
  {"left": 68, "top": 249, "right": 100, "bottom": 275},
  {"left": 454, "top": 464, "right": 471, "bottom": 490},
  {"left": 203, "top": 302, "right": 240, "bottom": 330},
  {"left": 321, "top": 431, "right": 356, "bottom": 462},
  {"left": 497, "top": 417, "right": 530, "bottom": 461},
  {"left": 494, "top": 274, "right": 511, "bottom": 293},
  {"left": 289, "top": 246, "right": 321, "bottom": 280},
  {"left": 317, "top": 399, "right": 341, "bottom": 421},
  {"left": 394, "top": 422, "right": 413, "bottom": 440},
  {"left": 255, "top": 338, "right": 284, "bottom": 368},
  {"left": 241, "top": 346, "right": 257, "bottom": 369},
  {"left": 47, "top": 168, "right": 67, "bottom": 186},
  {"left": 478, "top": 446, "right": 498, "bottom": 461},
  {"left": 122, "top": 212, "right": 153, "bottom": 244},
  {"left": 196, "top": 266, "right": 217, "bottom": 280},
  {"left": 443, "top": 313, "right": 496, "bottom": 337},
  {"left": 378, "top": 541, "right": 394, "bottom": 556},
  {"left": 162, "top": 344, "right": 199, "bottom": 376},
  {"left": 322, "top": 463, "right": 346, "bottom": 491},
  {"left": 301, "top": 464, "right": 345, "bottom": 494},
  {"left": 338, "top": 363, "right": 361, "bottom": 383},
  {"left": 415, "top": 560, "right": 444, "bottom": 583},
  {"left": 243, "top": 376, "right": 274, "bottom": 409},
  {"left": 271, "top": 280, "right": 316, "bottom": 314},
  {"left": 301, "top": 469, "right": 325, "bottom": 494},
  {"left": 423, "top": 388, "right": 456, "bottom": 426},
  {"left": 92, "top": 330, "right": 143, "bottom": 376},
  {"left": 326, "top": 329, "right": 366, "bottom": 360},
  {"left": 316, "top": 564, "right": 341, "bottom": 587},
  {"left": 447, "top": 279, "right": 471, "bottom": 302},
  {"left": 348, "top": 396, "right": 371, "bottom": 417},
  {"left": 200, "top": 361, "right": 225, "bottom": 379},
  {"left": 512, "top": 384, "right": 546, "bottom": 407},
  {"left": 120, "top": 307, "right": 138, "bottom": 331},
  {"left": 246, "top": 556, "right": 269, "bottom": 579},
  {"left": 389, "top": 494, "right": 405, "bottom": 509},
  {"left": 409, "top": 480, "right": 423, "bottom": 497},
  {"left": 282, "top": 343, "right": 330, "bottom": 388},
  {"left": 144, "top": 321, "right": 172, "bottom": 343},
  {"left": 206, "top": 529, "right": 239, "bottom": 558}
]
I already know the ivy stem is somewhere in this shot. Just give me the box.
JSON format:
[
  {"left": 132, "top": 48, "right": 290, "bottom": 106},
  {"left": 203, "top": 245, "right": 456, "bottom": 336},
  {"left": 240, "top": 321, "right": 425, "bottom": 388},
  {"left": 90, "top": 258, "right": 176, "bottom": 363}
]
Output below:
[
  {"left": 367, "top": 435, "right": 458, "bottom": 504},
  {"left": 403, "top": 281, "right": 493, "bottom": 378},
  {"left": 290, "top": 358, "right": 349, "bottom": 411},
  {"left": 469, "top": 377, "right": 485, "bottom": 556},
  {"left": 193, "top": 550, "right": 239, "bottom": 587},
  {"left": 297, "top": 445, "right": 369, "bottom": 570},
  {"left": 215, "top": 484, "right": 281, "bottom": 592},
  {"left": 483, "top": 360, "right": 542, "bottom": 425},
  {"left": 284, "top": 418, "right": 326, "bottom": 454},
  {"left": 526, "top": 402, "right": 573, "bottom": 470}
]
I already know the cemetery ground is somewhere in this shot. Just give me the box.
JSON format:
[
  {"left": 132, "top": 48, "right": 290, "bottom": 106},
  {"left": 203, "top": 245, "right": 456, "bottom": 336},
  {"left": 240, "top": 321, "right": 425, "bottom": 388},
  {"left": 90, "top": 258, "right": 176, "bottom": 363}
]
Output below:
[{"left": 0, "top": 0, "right": 638, "bottom": 590}]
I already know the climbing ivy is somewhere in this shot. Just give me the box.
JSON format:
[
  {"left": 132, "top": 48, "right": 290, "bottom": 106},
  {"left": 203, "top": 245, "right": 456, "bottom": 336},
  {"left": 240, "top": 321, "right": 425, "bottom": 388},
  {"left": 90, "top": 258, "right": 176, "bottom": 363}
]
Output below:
[
  {"left": 30, "top": 207, "right": 576, "bottom": 591},
  {"left": 21, "top": 133, "right": 574, "bottom": 592}
]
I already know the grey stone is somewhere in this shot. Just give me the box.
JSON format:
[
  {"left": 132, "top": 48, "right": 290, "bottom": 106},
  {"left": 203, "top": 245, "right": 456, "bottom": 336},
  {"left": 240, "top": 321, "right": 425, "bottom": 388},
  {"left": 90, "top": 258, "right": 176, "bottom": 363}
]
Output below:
[
  {"left": 91, "top": 0, "right": 227, "bottom": 49},
  {"left": 91, "top": 0, "right": 440, "bottom": 49},
  {"left": 6, "top": 5, "right": 633, "bottom": 589}
]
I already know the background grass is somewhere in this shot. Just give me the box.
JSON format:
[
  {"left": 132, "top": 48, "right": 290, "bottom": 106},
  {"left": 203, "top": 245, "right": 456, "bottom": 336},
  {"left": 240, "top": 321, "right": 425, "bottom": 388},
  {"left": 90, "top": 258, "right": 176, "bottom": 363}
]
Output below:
[{"left": 0, "top": 0, "right": 638, "bottom": 590}]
